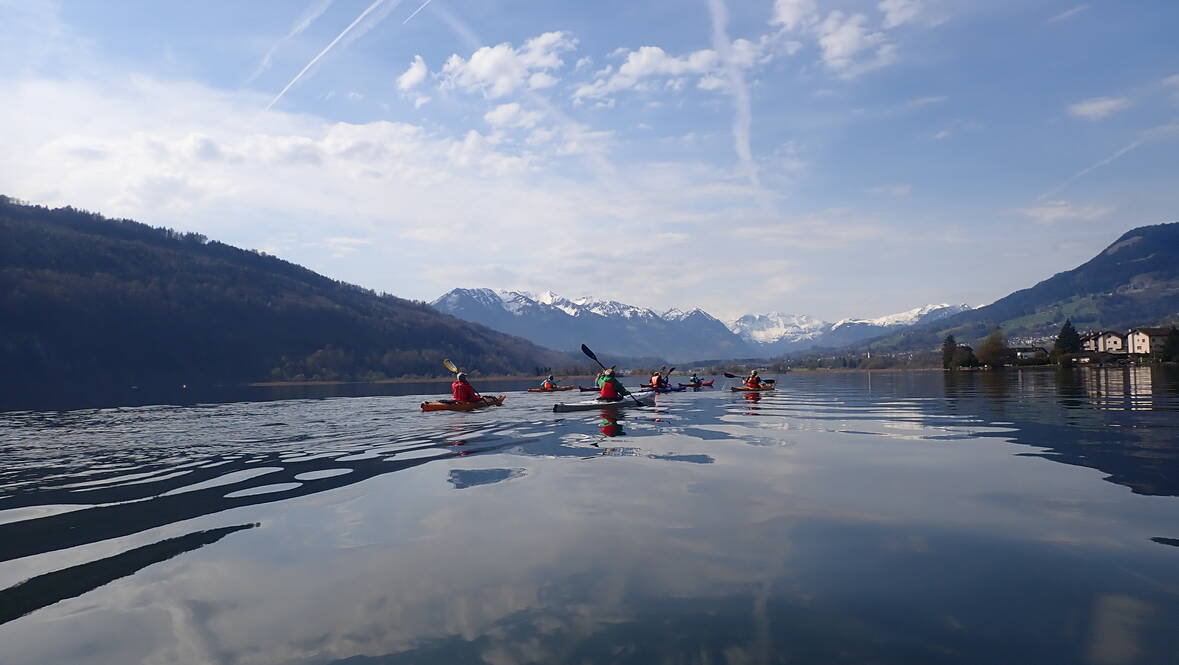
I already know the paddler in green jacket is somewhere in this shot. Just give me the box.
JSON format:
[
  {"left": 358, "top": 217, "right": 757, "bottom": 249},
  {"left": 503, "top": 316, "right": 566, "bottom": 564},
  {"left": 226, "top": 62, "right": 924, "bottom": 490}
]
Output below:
[{"left": 596, "top": 367, "right": 630, "bottom": 401}]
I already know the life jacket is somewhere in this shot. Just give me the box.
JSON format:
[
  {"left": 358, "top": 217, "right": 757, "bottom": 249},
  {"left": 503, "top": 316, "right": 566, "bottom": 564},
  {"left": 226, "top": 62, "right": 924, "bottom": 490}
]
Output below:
[
  {"left": 452, "top": 380, "right": 480, "bottom": 402},
  {"left": 745, "top": 376, "right": 761, "bottom": 389},
  {"left": 542, "top": 379, "right": 554, "bottom": 390},
  {"left": 599, "top": 377, "right": 621, "bottom": 400},
  {"left": 650, "top": 376, "right": 661, "bottom": 388}
]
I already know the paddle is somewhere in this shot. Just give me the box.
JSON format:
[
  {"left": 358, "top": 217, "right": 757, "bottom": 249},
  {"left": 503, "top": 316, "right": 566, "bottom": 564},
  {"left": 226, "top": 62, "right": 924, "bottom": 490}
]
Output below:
[{"left": 581, "top": 344, "right": 645, "bottom": 407}]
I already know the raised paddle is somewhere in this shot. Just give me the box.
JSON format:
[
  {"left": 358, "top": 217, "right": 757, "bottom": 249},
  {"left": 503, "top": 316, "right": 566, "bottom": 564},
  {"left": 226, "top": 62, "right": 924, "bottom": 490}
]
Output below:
[
  {"left": 443, "top": 359, "right": 460, "bottom": 374},
  {"left": 581, "top": 344, "right": 645, "bottom": 407}
]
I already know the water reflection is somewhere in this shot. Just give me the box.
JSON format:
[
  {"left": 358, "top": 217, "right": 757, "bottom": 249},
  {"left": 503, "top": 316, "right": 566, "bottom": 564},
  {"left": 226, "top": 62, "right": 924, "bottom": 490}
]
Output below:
[{"left": 0, "top": 369, "right": 1177, "bottom": 664}]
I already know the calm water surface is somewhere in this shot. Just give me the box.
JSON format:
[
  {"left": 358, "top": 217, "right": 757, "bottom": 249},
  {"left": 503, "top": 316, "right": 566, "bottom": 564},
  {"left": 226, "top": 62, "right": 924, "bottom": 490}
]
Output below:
[{"left": 1, "top": 368, "right": 1178, "bottom": 664}]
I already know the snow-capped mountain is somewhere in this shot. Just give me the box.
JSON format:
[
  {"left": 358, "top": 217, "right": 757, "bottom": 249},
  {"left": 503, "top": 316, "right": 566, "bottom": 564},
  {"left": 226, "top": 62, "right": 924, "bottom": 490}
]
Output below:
[
  {"left": 432, "top": 288, "right": 973, "bottom": 360},
  {"left": 431, "top": 288, "right": 752, "bottom": 361},
  {"left": 833, "top": 303, "right": 973, "bottom": 329},
  {"left": 728, "top": 313, "right": 829, "bottom": 345},
  {"left": 727, "top": 303, "right": 973, "bottom": 354}
]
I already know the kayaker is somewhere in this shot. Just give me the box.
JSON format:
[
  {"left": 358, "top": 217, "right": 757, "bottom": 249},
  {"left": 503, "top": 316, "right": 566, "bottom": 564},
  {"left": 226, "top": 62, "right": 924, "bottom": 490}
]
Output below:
[
  {"left": 597, "top": 367, "right": 630, "bottom": 402},
  {"left": 540, "top": 374, "right": 557, "bottom": 390},
  {"left": 452, "top": 372, "right": 482, "bottom": 402},
  {"left": 689, "top": 372, "right": 701, "bottom": 385},
  {"left": 649, "top": 371, "right": 662, "bottom": 389},
  {"left": 745, "top": 370, "right": 762, "bottom": 390}
]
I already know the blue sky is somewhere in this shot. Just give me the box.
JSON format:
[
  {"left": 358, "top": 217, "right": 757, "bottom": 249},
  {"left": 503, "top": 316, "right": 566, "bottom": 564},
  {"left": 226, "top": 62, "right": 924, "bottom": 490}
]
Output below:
[{"left": 2, "top": 0, "right": 1177, "bottom": 321}]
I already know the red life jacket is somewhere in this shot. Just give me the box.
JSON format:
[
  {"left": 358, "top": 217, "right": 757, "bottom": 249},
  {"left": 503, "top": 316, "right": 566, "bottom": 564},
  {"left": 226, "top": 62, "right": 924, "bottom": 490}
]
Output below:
[
  {"left": 542, "top": 380, "right": 554, "bottom": 390},
  {"left": 452, "top": 381, "right": 480, "bottom": 402},
  {"left": 650, "top": 376, "right": 661, "bottom": 388},
  {"left": 599, "top": 378, "right": 621, "bottom": 400},
  {"left": 745, "top": 376, "right": 761, "bottom": 389}
]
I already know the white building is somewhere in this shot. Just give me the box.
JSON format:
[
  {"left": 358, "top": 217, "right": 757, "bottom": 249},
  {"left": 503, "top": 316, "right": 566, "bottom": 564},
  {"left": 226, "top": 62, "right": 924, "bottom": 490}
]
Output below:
[
  {"left": 1128, "top": 327, "right": 1171, "bottom": 355},
  {"left": 1095, "top": 331, "right": 1126, "bottom": 354}
]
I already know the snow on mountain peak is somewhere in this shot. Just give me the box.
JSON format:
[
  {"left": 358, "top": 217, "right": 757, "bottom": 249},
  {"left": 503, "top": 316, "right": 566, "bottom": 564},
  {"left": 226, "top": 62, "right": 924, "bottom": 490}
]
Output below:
[
  {"left": 833, "top": 303, "right": 971, "bottom": 329},
  {"left": 728, "top": 312, "right": 829, "bottom": 344}
]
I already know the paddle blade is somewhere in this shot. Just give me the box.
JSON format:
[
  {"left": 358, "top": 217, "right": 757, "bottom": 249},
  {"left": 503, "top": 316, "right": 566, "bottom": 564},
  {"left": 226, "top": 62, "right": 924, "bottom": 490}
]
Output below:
[
  {"left": 723, "top": 372, "right": 739, "bottom": 379},
  {"left": 442, "top": 359, "right": 459, "bottom": 374},
  {"left": 580, "top": 344, "right": 607, "bottom": 370}
]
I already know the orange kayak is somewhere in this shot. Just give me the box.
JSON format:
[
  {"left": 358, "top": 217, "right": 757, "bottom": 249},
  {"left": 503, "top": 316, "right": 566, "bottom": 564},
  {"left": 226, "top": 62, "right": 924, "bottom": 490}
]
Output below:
[{"left": 421, "top": 395, "right": 507, "bottom": 412}]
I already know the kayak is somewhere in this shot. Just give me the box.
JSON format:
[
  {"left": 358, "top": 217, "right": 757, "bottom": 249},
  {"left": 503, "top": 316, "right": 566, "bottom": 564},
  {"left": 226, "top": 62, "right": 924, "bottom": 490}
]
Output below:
[
  {"left": 421, "top": 395, "right": 507, "bottom": 412},
  {"left": 678, "top": 379, "right": 715, "bottom": 388},
  {"left": 527, "top": 386, "right": 576, "bottom": 392},
  {"left": 730, "top": 385, "right": 775, "bottom": 392},
  {"left": 579, "top": 386, "right": 600, "bottom": 392},
  {"left": 553, "top": 394, "right": 656, "bottom": 412}
]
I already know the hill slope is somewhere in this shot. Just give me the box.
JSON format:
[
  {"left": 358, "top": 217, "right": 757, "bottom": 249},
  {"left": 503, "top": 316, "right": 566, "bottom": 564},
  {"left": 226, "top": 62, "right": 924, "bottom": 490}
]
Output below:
[
  {"left": 0, "top": 197, "right": 574, "bottom": 386},
  {"left": 860, "top": 222, "right": 1179, "bottom": 352}
]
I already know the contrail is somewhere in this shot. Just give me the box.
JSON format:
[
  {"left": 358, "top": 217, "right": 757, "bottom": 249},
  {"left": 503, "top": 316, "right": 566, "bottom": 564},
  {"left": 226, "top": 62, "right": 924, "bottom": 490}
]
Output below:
[
  {"left": 403, "top": 0, "right": 434, "bottom": 24},
  {"left": 267, "top": 0, "right": 403, "bottom": 110},
  {"left": 707, "top": 0, "right": 760, "bottom": 189},
  {"left": 1036, "top": 140, "right": 1143, "bottom": 201},
  {"left": 1036, "top": 120, "right": 1179, "bottom": 200},
  {"left": 247, "top": 0, "right": 334, "bottom": 85}
]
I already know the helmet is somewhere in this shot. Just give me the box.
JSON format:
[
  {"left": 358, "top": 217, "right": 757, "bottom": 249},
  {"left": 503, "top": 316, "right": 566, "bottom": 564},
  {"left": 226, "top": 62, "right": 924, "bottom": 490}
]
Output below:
[
  {"left": 653, "top": 371, "right": 661, "bottom": 375},
  {"left": 457, "top": 372, "right": 467, "bottom": 380},
  {"left": 547, "top": 375, "right": 554, "bottom": 379},
  {"left": 603, "top": 367, "right": 615, "bottom": 376}
]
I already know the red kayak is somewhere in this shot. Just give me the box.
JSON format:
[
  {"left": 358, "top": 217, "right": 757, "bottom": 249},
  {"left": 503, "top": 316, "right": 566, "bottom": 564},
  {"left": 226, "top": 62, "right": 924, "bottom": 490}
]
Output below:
[
  {"left": 678, "top": 379, "right": 714, "bottom": 388},
  {"left": 527, "top": 386, "right": 576, "bottom": 392}
]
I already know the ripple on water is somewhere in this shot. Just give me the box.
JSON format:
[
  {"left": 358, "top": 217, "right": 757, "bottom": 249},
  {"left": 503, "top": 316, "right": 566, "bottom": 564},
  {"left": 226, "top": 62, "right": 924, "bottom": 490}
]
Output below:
[
  {"left": 161, "top": 467, "right": 285, "bottom": 496},
  {"left": 224, "top": 482, "right": 303, "bottom": 499},
  {"left": 294, "top": 469, "right": 354, "bottom": 481}
]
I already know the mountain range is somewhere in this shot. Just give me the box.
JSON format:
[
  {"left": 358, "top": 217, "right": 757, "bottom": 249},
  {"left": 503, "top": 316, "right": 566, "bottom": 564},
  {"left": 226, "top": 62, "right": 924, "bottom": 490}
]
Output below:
[
  {"left": 860, "top": 222, "right": 1179, "bottom": 354},
  {"left": 431, "top": 289, "right": 971, "bottom": 361}
]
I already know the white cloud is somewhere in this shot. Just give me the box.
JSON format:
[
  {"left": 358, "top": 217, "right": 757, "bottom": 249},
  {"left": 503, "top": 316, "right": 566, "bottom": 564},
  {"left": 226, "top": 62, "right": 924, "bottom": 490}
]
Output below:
[
  {"left": 932, "top": 129, "right": 952, "bottom": 140},
  {"left": 574, "top": 46, "right": 719, "bottom": 100},
  {"left": 816, "top": 11, "right": 888, "bottom": 72},
  {"left": 1162, "top": 74, "right": 1179, "bottom": 87},
  {"left": 528, "top": 72, "right": 558, "bottom": 90},
  {"left": 878, "top": 0, "right": 921, "bottom": 29},
  {"left": 1068, "top": 96, "right": 1132, "bottom": 121},
  {"left": 440, "top": 31, "right": 577, "bottom": 99},
  {"left": 772, "top": 0, "right": 818, "bottom": 31},
  {"left": 574, "top": 56, "right": 593, "bottom": 71},
  {"left": 1014, "top": 200, "right": 1113, "bottom": 224},
  {"left": 1049, "top": 4, "right": 1089, "bottom": 23},
  {"left": 483, "top": 102, "right": 543, "bottom": 129},
  {"left": 413, "top": 95, "right": 430, "bottom": 109},
  {"left": 397, "top": 54, "right": 428, "bottom": 90}
]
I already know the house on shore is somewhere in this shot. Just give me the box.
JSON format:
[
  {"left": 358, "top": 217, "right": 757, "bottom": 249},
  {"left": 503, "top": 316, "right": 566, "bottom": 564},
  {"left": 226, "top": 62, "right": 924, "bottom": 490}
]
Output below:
[
  {"left": 1080, "top": 331, "right": 1127, "bottom": 354},
  {"left": 1128, "top": 327, "right": 1172, "bottom": 355}
]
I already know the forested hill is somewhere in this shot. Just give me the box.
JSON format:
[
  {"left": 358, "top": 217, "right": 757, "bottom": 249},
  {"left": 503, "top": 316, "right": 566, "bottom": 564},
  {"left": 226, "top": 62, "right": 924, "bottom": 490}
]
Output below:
[
  {"left": 0, "top": 196, "right": 575, "bottom": 387},
  {"left": 859, "top": 221, "right": 1179, "bottom": 352}
]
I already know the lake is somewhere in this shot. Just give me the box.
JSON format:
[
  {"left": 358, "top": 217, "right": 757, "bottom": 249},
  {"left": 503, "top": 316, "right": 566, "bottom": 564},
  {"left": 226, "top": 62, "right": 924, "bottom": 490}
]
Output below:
[{"left": 2, "top": 368, "right": 1178, "bottom": 664}]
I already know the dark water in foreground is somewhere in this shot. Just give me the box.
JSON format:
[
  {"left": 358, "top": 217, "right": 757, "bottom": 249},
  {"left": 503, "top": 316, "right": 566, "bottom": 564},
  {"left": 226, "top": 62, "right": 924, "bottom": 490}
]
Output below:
[{"left": 1, "top": 368, "right": 1178, "bottom": 665}]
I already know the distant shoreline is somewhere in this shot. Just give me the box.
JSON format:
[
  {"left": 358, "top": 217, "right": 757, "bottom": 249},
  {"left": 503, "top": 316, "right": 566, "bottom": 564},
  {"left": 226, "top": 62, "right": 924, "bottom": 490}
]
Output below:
[{"left": 248, "top": 374, "right": 601, "bottom": 387}]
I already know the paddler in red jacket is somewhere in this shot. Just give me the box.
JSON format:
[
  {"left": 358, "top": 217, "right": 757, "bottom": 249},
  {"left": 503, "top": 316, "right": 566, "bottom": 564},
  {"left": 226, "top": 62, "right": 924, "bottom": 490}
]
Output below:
[
  {"left": 541, "top": 374, "right": 557, "bottom": 390},
  {"left": 649, "top": 371, "right": 662, "bottom": 389},
  {"left": 744, "top": 370, "right": 762, "bottom": 390},
  {"left": 597, "top": 368, "right": 630, "bottom": 401},
  {"left": 452, "top": 372, "right": 482, "bottom": 402}
]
